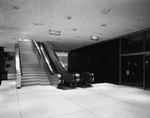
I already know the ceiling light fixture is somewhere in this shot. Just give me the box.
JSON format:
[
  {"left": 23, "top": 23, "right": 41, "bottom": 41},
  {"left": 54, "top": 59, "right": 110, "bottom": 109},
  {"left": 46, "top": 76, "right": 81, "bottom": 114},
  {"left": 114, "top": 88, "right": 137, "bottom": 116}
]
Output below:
[
  {"left": 101, "top": 24, "right": 107, "bottom": 27},
  {"left": 66, "top": 16, "right": 72, "bottom": 19},
  {"left": 49, "top": 29, "right": 61, "bottom": 36},
  {"left": 13, "top": 6, "right": 19, "bottom": 9},
  {"left": 104, "top": 8, "right": 112, "bottom": 13},
  {"left": 90, "top": 36, "right": 99, "bottom": 41},
  {"left": 35, "top": 23, "right": 44, "bottom": 26},
  {"left": 72, "top": 29, "right": 78, "bottom": 31}
]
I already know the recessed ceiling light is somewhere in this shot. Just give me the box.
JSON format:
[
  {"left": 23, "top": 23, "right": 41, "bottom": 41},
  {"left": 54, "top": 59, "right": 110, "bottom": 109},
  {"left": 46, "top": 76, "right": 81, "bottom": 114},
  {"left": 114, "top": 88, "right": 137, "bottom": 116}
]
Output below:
[
  {"left": 101, "top": 24, "right": 107, "bottom": 27},
  {"left": 90, "top": 36, "right": 99, "bottom": 41},
  {"left": 66, "top": 16, "right": 72, "bottom": 19},
  {"left": 72, "top": 29, "right": 78, "bottom": 31},
  {"left": 13, "top": 6, "right": 19, "bottom": 9},
  {"left": 103, "top": 8, "right": 112, "bottom": 13}
]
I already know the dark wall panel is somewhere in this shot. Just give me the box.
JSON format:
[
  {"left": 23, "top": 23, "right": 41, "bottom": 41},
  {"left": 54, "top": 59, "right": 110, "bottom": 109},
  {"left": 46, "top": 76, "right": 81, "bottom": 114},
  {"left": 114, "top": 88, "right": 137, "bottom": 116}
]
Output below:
[
  {"left": 146, "top": 30, "right": 150, "bottom": 51},
  {"left": 121, "top": 33, "right": 144, "bottom": 54},
  {"left": 0, "top": 47, "right": 5, "bottom": 80},
  {"left": 145, "top": 55, "right": 150, "bottom": 89},
  {"left": 69, "top": 28, "right": 150, "bottom": 89},
  {"left": 68, "top": 40, "right": 119, "bottom": 84},
  {"left": 121, "top": 55, "right": 143, "bottom": 87}
]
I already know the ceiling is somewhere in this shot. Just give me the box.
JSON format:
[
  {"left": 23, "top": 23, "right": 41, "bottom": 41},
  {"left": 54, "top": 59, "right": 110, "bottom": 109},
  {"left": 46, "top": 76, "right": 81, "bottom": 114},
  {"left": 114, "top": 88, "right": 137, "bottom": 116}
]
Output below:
[{"left": 0, "top": 0, "right": 150, "bottom": 52}]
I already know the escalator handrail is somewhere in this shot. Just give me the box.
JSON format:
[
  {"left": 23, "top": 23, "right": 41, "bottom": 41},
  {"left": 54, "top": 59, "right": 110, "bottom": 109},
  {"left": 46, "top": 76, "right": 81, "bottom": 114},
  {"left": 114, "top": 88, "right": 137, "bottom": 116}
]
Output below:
[
  {"left": 40, "top": 45, "right": 55, "bottom": 74},
  {"left": 41, "top": 43, "right": 58, "bottom": 73},
  {"left": 32, "top": 40, "right": 55, "bottom": 74},
  {"left": 46, "top": 41, "right": 68, "bottom": 72}
]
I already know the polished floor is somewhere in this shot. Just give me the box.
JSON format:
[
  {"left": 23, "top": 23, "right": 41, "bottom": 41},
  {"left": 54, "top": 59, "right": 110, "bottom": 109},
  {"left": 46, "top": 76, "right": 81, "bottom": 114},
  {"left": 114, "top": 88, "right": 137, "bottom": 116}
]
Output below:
[{"left": 0, "top": 80, "right": 150, "bottom": 118}]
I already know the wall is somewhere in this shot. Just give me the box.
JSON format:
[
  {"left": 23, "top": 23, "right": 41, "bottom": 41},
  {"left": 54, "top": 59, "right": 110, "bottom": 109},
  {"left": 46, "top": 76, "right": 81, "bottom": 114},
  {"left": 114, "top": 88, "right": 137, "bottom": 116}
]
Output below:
[
  {"left": 0, "top": 47, "right": 6, "bottom": 80},
  {"left": 68, "top": 39, "right": 119, "bottom": 84},
  {"left": 68, "top": 28, "right": 150, "bottom": 90},
  {"left": 56, "top": 52, "right": 68, "bottom": 69}
]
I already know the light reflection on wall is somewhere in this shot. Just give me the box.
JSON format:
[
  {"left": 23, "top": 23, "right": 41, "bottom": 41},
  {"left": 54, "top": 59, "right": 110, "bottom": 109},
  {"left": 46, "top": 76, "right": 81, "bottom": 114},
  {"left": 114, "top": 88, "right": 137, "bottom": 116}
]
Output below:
[{"left": 56, "top": 52, "right": 68, "bottom": 69}]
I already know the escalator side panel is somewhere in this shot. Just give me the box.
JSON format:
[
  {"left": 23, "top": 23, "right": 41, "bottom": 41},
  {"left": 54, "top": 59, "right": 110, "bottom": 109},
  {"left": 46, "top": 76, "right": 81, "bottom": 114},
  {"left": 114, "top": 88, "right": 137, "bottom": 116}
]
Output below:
[{"left": 43, "top": 42, "right": 75, "bottom": 83}]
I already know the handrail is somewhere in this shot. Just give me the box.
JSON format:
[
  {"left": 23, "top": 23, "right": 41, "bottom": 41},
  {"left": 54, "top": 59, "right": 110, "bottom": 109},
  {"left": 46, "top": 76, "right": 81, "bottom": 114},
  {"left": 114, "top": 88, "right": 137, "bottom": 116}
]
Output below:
[
  {"left": 41, "top": 43, "right": 58, "bottom": 73},
  {"left": 46, "top": 41, "right": 68, "bottom": 72},
  {"left": 18, "top": 44, "right": 23, "bottom": 76},
  {"left": 32, "top": 40, "right": 55, "bottom": 74},
  {"left": 40, "top": 45, "right": 55, "bottom": 74},
  {"left": 15, "top": 44, "right": 21, "bottom": 88},
  {"left": 32, "top": 40, "right": 63, "bottom": 86}
]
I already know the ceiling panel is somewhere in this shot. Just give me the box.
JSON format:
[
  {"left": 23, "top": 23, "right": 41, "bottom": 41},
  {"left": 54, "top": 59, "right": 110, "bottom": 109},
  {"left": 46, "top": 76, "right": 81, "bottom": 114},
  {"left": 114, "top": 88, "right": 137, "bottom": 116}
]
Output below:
[{"left": 0, "top": 0, "right": 150, "bottom": 51}]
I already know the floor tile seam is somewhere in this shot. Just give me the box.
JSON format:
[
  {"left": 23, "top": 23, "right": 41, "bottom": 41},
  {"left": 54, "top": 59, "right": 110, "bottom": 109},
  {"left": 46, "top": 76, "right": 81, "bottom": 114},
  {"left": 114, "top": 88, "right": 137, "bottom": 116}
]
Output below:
[
  {"left": 48, "top": 110, "right": 95, "bottom": 118},
  {"left": 16, "top": 87, "right": 23, "bottom": 118},
  {"left": 55, "top": 91, "right": 117, "bottom": 118},
  {"left": 16, "top": 89, "right": 67, "bottom": 102},
  {"left": 92, "top": 89, "right": 139, "bottom": 94},
  {"left": 56, "top": 89, "right": 99, "bottom": 98},
  {"left": 99, "top": 92, "right": 150, "bottom": 109},
  {"left": 88, "top": 90, "right": 121, "bottom": 95},
  {"left": 125, "top": 100, "right": 150, "bottom": 111},
  {"left": 17, "top": 89, "right": 59, "bottom": 93},
  {"left": 85, "top": 100, "right": 128, "bottom": 111},
  {"left": 98, "top": 92, "right": 145, "bottom": 102},
  {"left": 86, "top": 87, "right": 131, "bottom": 93},
  {"left": 55, "top": 90, "right": 100, "bottom": 116},
  {"left": 93, "top": 92, "right": 126, "bottom": 102},
  {"left": 63, "top": 93, "right": 100, "bottom": 99},
  {"left": 133, "top": 92, "right": 150, "bottom": 97},
  {"left": 17, "top": 97, "right": 68, "bottom": 104}
]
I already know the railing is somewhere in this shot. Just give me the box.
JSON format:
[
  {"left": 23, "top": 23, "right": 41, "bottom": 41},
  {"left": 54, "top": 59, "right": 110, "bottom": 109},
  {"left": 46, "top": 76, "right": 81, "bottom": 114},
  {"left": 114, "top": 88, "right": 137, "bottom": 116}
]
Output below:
[
  {"left": 47, "top": 42, "right": 68, "bottom": 72},
  {"left": 18, "top": 43, "right": 23, "bottom": 76},
  {"left": 32, "top": 40, "right": 55, "bottom": 74},
  {"left": 32, "top": 40, "right": 62, "bottom": 85},
  {"left": 41, "top": 43, "right": 58, "bottom": 73},
  {"left": 15, "top": 44, "right": 21, "bottom": 88}
]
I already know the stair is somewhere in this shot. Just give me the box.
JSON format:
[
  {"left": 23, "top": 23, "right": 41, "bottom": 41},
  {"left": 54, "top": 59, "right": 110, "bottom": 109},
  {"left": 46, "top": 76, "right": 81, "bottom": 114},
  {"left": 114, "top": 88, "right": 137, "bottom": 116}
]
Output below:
[
  {"left": 19, "top": 40, "right": 51, "bottom": 87},
  {"left": 40, "top": 63, "right": 51, "bottom": 86}
]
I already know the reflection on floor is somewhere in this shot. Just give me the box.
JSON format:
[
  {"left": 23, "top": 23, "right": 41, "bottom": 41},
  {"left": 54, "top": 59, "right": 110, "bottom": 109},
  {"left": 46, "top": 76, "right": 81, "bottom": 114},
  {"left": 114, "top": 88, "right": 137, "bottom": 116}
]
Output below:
[{"left": 0, "top": 80, "right": 150, "bottom": 118}]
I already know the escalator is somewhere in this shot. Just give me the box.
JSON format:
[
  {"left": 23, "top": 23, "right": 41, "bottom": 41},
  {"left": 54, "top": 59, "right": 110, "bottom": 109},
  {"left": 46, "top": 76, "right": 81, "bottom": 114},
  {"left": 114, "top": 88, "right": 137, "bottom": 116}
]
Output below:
[
  {"left": 32, "top": 40, "right": 62, "bottom": 86},
  {"left": 40, "top": 41, "right": 94, "bottom": 86}
]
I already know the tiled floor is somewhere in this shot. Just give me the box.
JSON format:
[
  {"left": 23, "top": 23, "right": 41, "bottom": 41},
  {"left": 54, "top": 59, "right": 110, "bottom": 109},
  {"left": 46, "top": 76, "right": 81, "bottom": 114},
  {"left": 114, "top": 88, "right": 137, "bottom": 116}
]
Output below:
[{"left": 0, "top": 80, "right": 150, "bottom": 118}]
